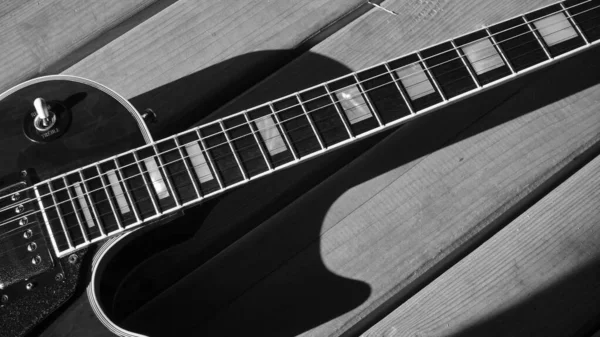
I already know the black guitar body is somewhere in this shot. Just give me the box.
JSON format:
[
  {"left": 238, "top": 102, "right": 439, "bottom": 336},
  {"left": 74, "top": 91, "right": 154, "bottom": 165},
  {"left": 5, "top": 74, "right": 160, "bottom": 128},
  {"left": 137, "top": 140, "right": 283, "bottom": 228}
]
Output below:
[
  {"left": 0, "top": 76, "right": 151, "bottom": 337},
  {"left": 0, "top": 74, "right": 375, "bottom": 337},
  {"left": 5, "top": 4, "right": 596, "bottom": 333}
]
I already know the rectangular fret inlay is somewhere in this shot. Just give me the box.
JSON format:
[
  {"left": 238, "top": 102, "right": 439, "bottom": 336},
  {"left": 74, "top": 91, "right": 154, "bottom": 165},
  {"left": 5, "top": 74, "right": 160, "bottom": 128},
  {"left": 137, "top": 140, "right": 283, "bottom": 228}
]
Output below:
[
  {"left": 73, "top": 182, "right": 95, "bottom": 228},
  {"left": 184, "top": 142, "right": 214, "bottom": 183},
  {"left": 394, "top": 63, "right": 435, "bottom": 101},
  {"left": 33, "top": 0, "right": 600, "bottom": 257},
  {"left": 106, "top": 169, "right": 130, "bottom": 214},
  {"left": 143, "top": 157, "right": 170, "bottom": 199},
  {"left": 334, "top": 85, "right": 373, "bottom": 124},
  {"left": 255, "top": 115, "right": 287, "bottom": 156},
  {"left": 533, "top": 12, "right": 578, "bottom": 47},
  {"left": 462, "top": 38, "right": 505, "bottom": 75}
]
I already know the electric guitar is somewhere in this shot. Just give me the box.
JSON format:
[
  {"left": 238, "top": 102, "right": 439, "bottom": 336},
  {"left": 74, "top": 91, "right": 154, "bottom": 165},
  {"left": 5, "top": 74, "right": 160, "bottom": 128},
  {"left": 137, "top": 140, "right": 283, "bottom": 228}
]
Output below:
[{"left": 1, "top": 0, "right": 598, "bottom": 336}]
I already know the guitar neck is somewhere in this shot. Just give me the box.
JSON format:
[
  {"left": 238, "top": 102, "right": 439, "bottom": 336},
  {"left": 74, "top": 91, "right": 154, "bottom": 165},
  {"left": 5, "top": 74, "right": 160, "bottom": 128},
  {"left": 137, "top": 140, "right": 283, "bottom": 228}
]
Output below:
[{"left": 38, "top": 0, "right": 600, "bottom": 258}]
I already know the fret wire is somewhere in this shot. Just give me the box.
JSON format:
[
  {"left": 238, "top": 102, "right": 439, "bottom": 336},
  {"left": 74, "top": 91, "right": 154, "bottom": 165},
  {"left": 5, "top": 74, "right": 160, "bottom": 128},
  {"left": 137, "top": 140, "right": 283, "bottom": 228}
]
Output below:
[
  {"left": 25, "top": 97, "right": 379, "bottom": 238},
  {"left": 324, "top": 84, "right": 354, "bottom": 138},
  {"left": 451, "top": 39, "right": 482, "bottom": 88},
  {"left": 6, "top": 4, "right": 599, "bottom": 210},
  {"left": 2, "top": 25, "right": 596, "bottom": 245},
  {"left": 295, "top": 94, "right": 326, "bottom": 150},
  {"left": 23, "top": 6, "right": 600, "bottom": 205},
  {"left": 47, "top": 181, "right": 74, "bottom": 248},
  {"left": 77, "top": 170, "right": 106, "bottom": 236},
  {"left": 12, "top": 20, "right": 592, "bottom": 217},
  {"left": 61, "top": 176, "right": 90, "bottom": 243},
  {"left": 218, "top": 120, "right": 249, "bottom": 181},
  {"left": 132, "top": 151, "right": 162, "bottom": 216},
  {"left": 243, "top": 111, "right": 273, "bottom": 171},
  {"left": 352, "top": 72, "right": 384, "bottom": 126},
  {"left": 561, "top": 2, "right": 590, "bottom": 44},
  {"left": 195, "top": 129, "right": 224, "bottom": 189},
  {"left": 113, "top": 158, "right": 141, "bottom": 223},
  {"left": 417, "top": 51, "right": 447, "bottom": 101},
  {"left": 269, "top": 103, "right": 299, "bottom": 160},
  {"left": 173, "top": 137, "right": 203, "bottom": 198},
  {"left": 34, "top": 186, "right": 61, "bottom": 255},
  {"left": 9, "top": 98, "right": 372, "bottom": 240},
  {"left": 35, "top": 21, "right": 584, "bottom": 227},
  {"left": 4, "top": 1, "right": 597, "bottom": 226},
  {"left": 5, "top": 15, "right": 584, "bottom": 219},
  {"left": 2, "top": 26, "right": 568, "bottom": 223},
  {"left": 152, "top": 144, "right": 181, "bottom": 207},
  {"left": 95, "top": 165, "right": 124, "bottom": 230},
  {"left": 485, "top": 27, "right": 516, "bottom": 74},
  {"left": 383, "top": 62, "right": 415, "bottom": 114},
  {"left": 524, "top": 17, "right": 553, "bottom": 59}
]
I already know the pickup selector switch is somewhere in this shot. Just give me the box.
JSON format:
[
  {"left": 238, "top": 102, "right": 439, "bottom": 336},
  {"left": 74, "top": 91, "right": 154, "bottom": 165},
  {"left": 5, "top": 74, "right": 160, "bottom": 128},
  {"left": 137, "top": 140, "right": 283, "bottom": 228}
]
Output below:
[
  {"left": 33, "top": 98, "right": 56, "bottom": 131},
  {"left": 23, "top": 97, "right": 72, "bottom": 144}
]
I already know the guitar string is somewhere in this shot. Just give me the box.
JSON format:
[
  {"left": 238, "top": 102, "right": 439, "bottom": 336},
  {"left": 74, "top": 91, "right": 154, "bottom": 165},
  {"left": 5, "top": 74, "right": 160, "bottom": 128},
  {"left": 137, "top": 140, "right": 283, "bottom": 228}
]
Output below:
[
  {"left": 25, "top": 9, "right": 600, "bottom": 210},
  {"left": 0, "top": 26, "right": 593, "bottom": 258},
  {"left": 0, "top": 56, "right": 589, "bottom": 259},
  {"left": 0, "top": 6, "right": 597, "bottom": 253},
  {"left": 0, "top": 15, "right": 593, "bottom": 242},
  {"left": 0, "top": 17, "right": 593, "bottom": 247},
  {"left": 1, "top": 2, "right": 592, "bottom": 213},
  {"left": 0, "top": 0, "right": 592, "bottom": 206}
]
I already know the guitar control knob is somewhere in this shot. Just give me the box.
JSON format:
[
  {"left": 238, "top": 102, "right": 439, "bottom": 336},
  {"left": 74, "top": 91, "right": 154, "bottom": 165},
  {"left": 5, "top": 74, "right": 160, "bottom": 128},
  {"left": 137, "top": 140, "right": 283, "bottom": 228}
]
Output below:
[
  {"left": 33, "top": 98, "right": 57, "bottom": 131},
  {"left": 31, "top": 255, "right": 41, "bottom": 265}
]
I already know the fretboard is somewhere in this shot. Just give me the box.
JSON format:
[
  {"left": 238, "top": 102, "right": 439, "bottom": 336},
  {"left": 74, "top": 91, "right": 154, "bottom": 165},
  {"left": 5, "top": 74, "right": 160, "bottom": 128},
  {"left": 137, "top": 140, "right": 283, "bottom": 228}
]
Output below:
[{"left": 37, "top": 0, "right": 600, "bottom": 257}]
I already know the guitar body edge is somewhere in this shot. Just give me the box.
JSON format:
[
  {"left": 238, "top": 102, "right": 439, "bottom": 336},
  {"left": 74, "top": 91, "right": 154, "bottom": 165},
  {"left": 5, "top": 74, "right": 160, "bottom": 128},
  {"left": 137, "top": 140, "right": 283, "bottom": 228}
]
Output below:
[
  {"left": 89, "top": 230, "right": 149, "bottom": 337},
  {"left": 0, "top": 75, "right": 153, "bottom": 337}
]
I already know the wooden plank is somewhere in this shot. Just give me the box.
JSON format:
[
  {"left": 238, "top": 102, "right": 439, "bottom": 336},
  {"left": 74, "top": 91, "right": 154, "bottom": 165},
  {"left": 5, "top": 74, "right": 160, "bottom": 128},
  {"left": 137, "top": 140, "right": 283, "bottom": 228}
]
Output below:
[
  {"left": 313, "top": 0, "right": 560, "bottom": 70},
  {"left": 35, "top": 1, "right": 375, "bottom": 336},
  {"left": 206, "top": 0, "right": 560, "bottom": 117},
  {"left": 0, "top": 0, "right": 158, "bottom": 92},
  {"left": 61, "top": 0, "right": 368, "bottom": 138},
  {"left": 362, "top": 149, "right": 600, "bottom": 337},
  {"left": 116, "top": 1, "right": 600, "bottom": 336},
  {"left": 162, "top": 60, "right": 600, "bottom": 337},
  {"left": 28, "top": 0, "right": 600, "bottom": 335}
]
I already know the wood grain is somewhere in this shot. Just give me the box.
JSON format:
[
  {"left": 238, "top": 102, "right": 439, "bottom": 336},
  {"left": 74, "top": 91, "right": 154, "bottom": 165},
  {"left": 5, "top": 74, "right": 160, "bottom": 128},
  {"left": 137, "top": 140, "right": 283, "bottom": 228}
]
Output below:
[
  {"left": 63, "top": 0, "right": 365, "bottom": 98},
  {"left": 148, "top": 50, "right": 600, "bottom": 337},
  {"left": 361, "top": 141, "right": 600, "bottom": 337},
  {"left": 15, "top": 0, "right": 600, "bottom": 336},
  {"left": 115, "top": 0, "right": 600, "bottom": 336},
  {"left": 33, "top": 1, "right": 373, "bottom": 336},
  {"left": 0, "top": 0, "right": 158, "bottom": 92},
  {"left": 310, "top": 0, "right": 557, "bottom": 73},
  {"left": 207, "top": 0, "right": 559, "bottom": 118},
  {"left": 62, "top": 0, "right": 368, "bottom": 138}
]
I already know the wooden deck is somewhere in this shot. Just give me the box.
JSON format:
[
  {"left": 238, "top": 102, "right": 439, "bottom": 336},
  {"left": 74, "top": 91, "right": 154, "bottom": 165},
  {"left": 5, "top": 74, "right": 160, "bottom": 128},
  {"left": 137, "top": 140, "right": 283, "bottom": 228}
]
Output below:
[{"left": 4, "top": 0, "right": 599, "bottom": 336}]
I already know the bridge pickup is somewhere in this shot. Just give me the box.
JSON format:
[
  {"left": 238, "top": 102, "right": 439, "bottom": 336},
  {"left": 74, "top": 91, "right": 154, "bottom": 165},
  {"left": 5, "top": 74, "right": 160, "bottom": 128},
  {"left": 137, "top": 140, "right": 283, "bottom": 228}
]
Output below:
[{"left": 0, "top": 170, "right": 53, "bottom": 288}]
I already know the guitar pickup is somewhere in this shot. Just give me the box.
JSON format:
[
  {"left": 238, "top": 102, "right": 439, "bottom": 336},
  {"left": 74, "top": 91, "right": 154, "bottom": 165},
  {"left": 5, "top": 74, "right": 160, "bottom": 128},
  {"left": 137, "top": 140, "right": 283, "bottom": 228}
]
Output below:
[{"left": 0, "top": 169, "right": 53, "bottom": 288}]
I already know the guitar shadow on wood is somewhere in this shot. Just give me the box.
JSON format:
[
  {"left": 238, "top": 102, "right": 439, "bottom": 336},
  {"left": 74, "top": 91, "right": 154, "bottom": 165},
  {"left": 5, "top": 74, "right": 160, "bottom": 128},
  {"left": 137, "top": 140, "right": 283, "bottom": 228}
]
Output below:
[{"left": 93, "top": 46, "right": 600, "bottom": 337}]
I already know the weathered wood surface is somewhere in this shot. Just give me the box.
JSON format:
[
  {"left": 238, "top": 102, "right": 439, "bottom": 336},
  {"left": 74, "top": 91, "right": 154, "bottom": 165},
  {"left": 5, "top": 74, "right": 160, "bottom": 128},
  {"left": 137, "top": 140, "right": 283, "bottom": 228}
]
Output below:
[
  {"left": 63, "top": 0, "right": 368, "bottom": 138},
  {"left": 362, "top": 147, "right": 600, "bottom": 337},
  {"left": 143, "top": 50, "right": 600, "bottom": 336},
  {"left": 22, "top": 1, "right": 369, "bottom": 336},
  {"left": 118, "top": 1, "right": 600, "bottom": 336},
  {"left": 0, "top": 0, "right": 160, "bottom": 92},
  {"left": 6, "top": 0, "right": 600, "bottom": 336}
]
